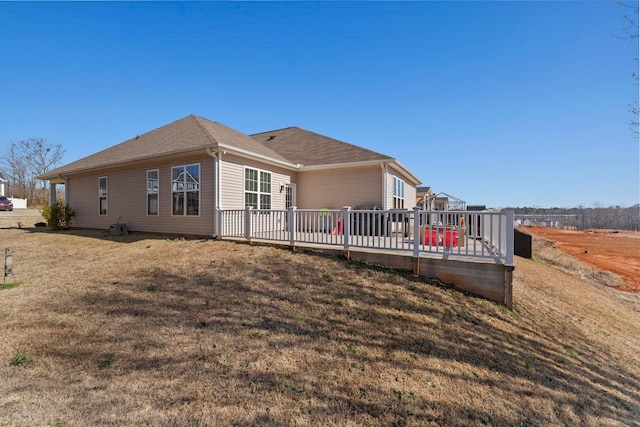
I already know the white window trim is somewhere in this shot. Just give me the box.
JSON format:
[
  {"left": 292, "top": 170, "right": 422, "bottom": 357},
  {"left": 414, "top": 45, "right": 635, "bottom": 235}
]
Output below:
[
  {"left": 244, "top": 166, "right": 272, "bottom": 210},
  {"left": 171, "top": 163, "right": 201, "bottom": 217},
  {"left": 147, "top": 169, "right": 159, "bottom": 216},
  {"left": 98, "top": 176, "right": 108, "bottom": 216},
  {"left": 393, "top": 176, "right": 405, "bottom": 210}
]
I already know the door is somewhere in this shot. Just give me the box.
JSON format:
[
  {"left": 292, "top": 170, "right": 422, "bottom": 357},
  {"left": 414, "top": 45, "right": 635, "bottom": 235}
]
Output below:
[
  {"left": 284, "top": 183, "right": 296, "bottom": 230},
  {"left": 285, "top": 183, "right": 296, "bottom": 209}
]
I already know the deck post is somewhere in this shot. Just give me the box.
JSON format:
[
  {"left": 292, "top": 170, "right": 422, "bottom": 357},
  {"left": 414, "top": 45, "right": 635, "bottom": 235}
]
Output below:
[
  {"left": 214, "top": 207, "right": 221, "bottom": 239},
  {"left": 245, "top": 206, "right": 253, "bottom": 243},
  {"left": 505, "top": 210, "right": 514, "bottom": 267},
  {"left": 412, "top": 207, "right": 421, "bottom": 258},
  {"left": 342, "top": 206, "right": 351, "bottom": 258},
  {"left": 412, "top": 207, "right": 421, "bottom": 275},
  {"left": 289, "top": 206, "right": 297, "bottom": 249}
]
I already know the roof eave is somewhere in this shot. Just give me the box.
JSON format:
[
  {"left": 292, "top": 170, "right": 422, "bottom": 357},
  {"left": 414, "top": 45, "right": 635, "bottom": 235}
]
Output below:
[
  {"left": 37, "top": 145, "right": 214, "bottom": 180},
  {"left": 387, "top": 160, "right": 422, "bottom": 186},
  {"left": 299, "top": 159, "right": 389, "bottom": 171},
  {"left": 216, "top": 143, "right": 299, "bottom": 171}
]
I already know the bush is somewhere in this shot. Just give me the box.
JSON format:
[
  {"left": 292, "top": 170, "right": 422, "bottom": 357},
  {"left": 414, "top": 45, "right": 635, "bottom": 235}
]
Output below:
[{"left": 41, "top": 201, "right": 74, "bottom": 230}]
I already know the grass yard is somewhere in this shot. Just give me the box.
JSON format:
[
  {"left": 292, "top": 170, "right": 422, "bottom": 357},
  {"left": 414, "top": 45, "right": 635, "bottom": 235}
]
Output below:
[{"left": 0, "top": 228, "right": 639, "bottom": 426}]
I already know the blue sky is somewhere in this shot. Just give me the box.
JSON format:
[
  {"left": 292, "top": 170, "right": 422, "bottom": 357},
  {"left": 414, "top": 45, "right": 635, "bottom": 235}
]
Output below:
[{"left": 1, "top": 1, "right": 638, "bottom": 208}]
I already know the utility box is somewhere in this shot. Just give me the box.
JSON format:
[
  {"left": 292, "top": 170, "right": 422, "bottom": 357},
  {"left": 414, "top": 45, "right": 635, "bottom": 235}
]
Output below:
[
  {"left": 109, "top": 223, "right": 128, "bottom": 236},
  {"left": 514, "top": 228, "right": 532, "bottom": 259}
]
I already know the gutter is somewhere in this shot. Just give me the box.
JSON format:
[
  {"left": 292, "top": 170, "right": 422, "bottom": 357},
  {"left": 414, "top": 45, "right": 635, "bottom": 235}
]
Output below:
[
  {"left": 206, "top": 147, "right": 221, "bottom": 239},
  {"left": 216, "top": 143, "right": 299, "bottom": 171},
  {"left": 381, "top": 162, "right": 388, "bottom": 210},
  {"left": 383, "top": 159, "right": 422, "bottom": 186}
]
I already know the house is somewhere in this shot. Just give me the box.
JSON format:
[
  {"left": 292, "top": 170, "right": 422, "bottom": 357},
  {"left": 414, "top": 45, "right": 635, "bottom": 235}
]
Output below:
[
  {"left": 416, "top": 186, "right": 434, "bottom": 209},
  {"left": 38, "top": 115, "right": 421, "bottom": 236},
  {"left": 0, "top": 174, "right": 6, "bottom": 197}
]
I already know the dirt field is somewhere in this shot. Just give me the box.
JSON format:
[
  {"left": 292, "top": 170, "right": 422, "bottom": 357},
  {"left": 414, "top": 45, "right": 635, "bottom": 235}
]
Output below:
[
  {"left": 523, "top": 227, "right": 640, "bottom": 292},
  {"left": 1, "top": 227, "right": 639, "bottom": 426}
]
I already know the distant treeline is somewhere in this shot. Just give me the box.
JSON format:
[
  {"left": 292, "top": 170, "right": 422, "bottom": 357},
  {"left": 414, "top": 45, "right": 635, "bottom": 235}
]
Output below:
[{"left": 509, "top": 205, "right": 640, "bottom": 231}]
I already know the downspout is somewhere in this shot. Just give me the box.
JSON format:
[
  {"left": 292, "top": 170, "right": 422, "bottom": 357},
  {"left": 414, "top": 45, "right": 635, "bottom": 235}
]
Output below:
[
  {"left": 381, "top": 162, "right": 388, "bottom": 210},
  {"left": 206, "top": 147, "right": 221, "bottom": 238}
]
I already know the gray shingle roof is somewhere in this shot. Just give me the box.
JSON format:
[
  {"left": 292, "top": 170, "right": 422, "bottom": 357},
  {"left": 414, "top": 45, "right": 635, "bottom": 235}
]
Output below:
[
  {"left": 38, "top": 116, "right": 419, "bottom": 185},
  {"left": 39, "top": 115, "right": 291, "bottom": 179},
  {"left": 251, "top": 127, "right": 392, "bottom": 166}
]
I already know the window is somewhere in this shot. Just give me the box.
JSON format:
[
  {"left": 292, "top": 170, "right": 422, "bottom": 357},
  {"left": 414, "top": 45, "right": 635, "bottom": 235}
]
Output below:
[
  {"left": 245, "top": 167, "right": 271, "bottom": 210},
  {"left": 172, "top": 164, "right": 200, "bottom": 216},
  {"left": 98, "top": 177, "right": 108, "bottom": 215},
  {"left": 393, "top": 176, "right": 405, "bottom": 209},
  {"left": 147, "top": 169, "right": 159, "bottom": 216}
]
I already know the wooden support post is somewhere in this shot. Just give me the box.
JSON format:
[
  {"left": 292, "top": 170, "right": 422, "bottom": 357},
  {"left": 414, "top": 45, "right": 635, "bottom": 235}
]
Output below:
[{"left": 504, "top": 266, "right": 514, "bottom": 309}]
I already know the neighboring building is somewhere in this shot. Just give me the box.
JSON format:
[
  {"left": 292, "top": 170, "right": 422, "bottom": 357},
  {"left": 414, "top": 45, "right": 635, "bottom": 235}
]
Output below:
[
  {"left": 416, "top": 188, "right": 467, "bottom": 211},
  {"left": 434, "top": 196, "right": 449, "bottom": 211},
  {"left": 38, "top": 115, "right": 421, "bottom": 236},
  {"left": 416, "top": 186, "right": 433, "bottom": 209},
  {"left": 0, "top": 174, "right": 6, "bottom": 197}
]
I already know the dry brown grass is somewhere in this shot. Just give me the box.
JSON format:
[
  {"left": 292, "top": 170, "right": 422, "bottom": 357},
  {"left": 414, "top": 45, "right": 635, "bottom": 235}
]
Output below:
[{"left": 1, "top": 228, "right": 639, "bottom": 426}]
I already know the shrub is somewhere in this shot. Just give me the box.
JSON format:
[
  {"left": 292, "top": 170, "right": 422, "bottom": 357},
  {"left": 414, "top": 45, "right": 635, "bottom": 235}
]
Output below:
[
  {"left": 41, "top": 201, "right": 74, "bottom": 230},
  {"left": 10, "top": 349, "right": 30, "bottom": 367}
]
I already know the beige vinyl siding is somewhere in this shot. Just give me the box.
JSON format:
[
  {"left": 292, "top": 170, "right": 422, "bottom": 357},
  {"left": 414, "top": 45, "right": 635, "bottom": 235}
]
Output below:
[
  {"left": 386, "top": 166, "right": 417, "bottom": 209},
  {"left": 219, "top": 154, "right": 296, "bottom": 210},
  {"left": 220, "top": 160, "right": 244, "bottom": 209},
  {"left": 297, "top": 166, "right": 382, "bottom": 209},
  {"left": 67, "top": 154, "right": 215, "bottom": 236},
  {"left": 385, "top": 171, "right": 394, "bottom": 210}
]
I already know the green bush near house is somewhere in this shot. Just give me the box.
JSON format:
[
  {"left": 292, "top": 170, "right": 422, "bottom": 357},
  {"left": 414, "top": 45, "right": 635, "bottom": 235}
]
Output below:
[{"left": 41, "top": 201, "right": 74, "bottom": 230}]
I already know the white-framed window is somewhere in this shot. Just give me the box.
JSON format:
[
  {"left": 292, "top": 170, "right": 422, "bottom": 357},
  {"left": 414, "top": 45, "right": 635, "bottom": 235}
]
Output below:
[
  {"left": 393, "top": 176, "right": 405, "bottom": 209},
  {"left": 98, "top": 176, "right": 108, "bottom": 216},
  {"left": 172, "top": 164, "right": 200, "bottom": 216},
  {"left": 245, "top": 167, "right": 271, "bottom": 210},
  {"left": 147, "top": 169, "right": 159, "bottom": 216}
]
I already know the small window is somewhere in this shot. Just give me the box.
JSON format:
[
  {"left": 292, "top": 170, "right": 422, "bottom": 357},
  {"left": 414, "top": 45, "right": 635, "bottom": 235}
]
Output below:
[
  {"left": 98, "top": 176, "right": 108, "bottom": 215},
  {"left": 393, "top": 176, "right": 405, "bottom": 209},
  {"left": 147, "top": 170, "right": 159, "bottom": 216},
  {"left": 245, "top": 167, "right": 271, "bottom": 210},
  {"left": 172, "top": 164, "right": 200, "bottom": 216}
]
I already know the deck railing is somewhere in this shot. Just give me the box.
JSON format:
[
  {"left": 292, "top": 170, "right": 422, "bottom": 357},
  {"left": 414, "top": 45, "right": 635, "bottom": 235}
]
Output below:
[{"left": 218, "top": 207, "right": 514, "bottom": 265}]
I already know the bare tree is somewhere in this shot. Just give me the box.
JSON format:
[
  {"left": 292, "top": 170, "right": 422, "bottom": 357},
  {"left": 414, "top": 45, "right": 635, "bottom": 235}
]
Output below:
[
  {"left": 23, "top": 138, "right": 65, "bottom": 188},
  {"left": 513, "top": 205, "right": 639, "bottom": 230},
  {"left": 618, "top": 1, "right": 639, "bottom": 134},
  {"left": 0, "top": 143, "right": 28, "bottom": 198},
  {"left": 0, "top": 138, "right": 65, "bottom": 206}
]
